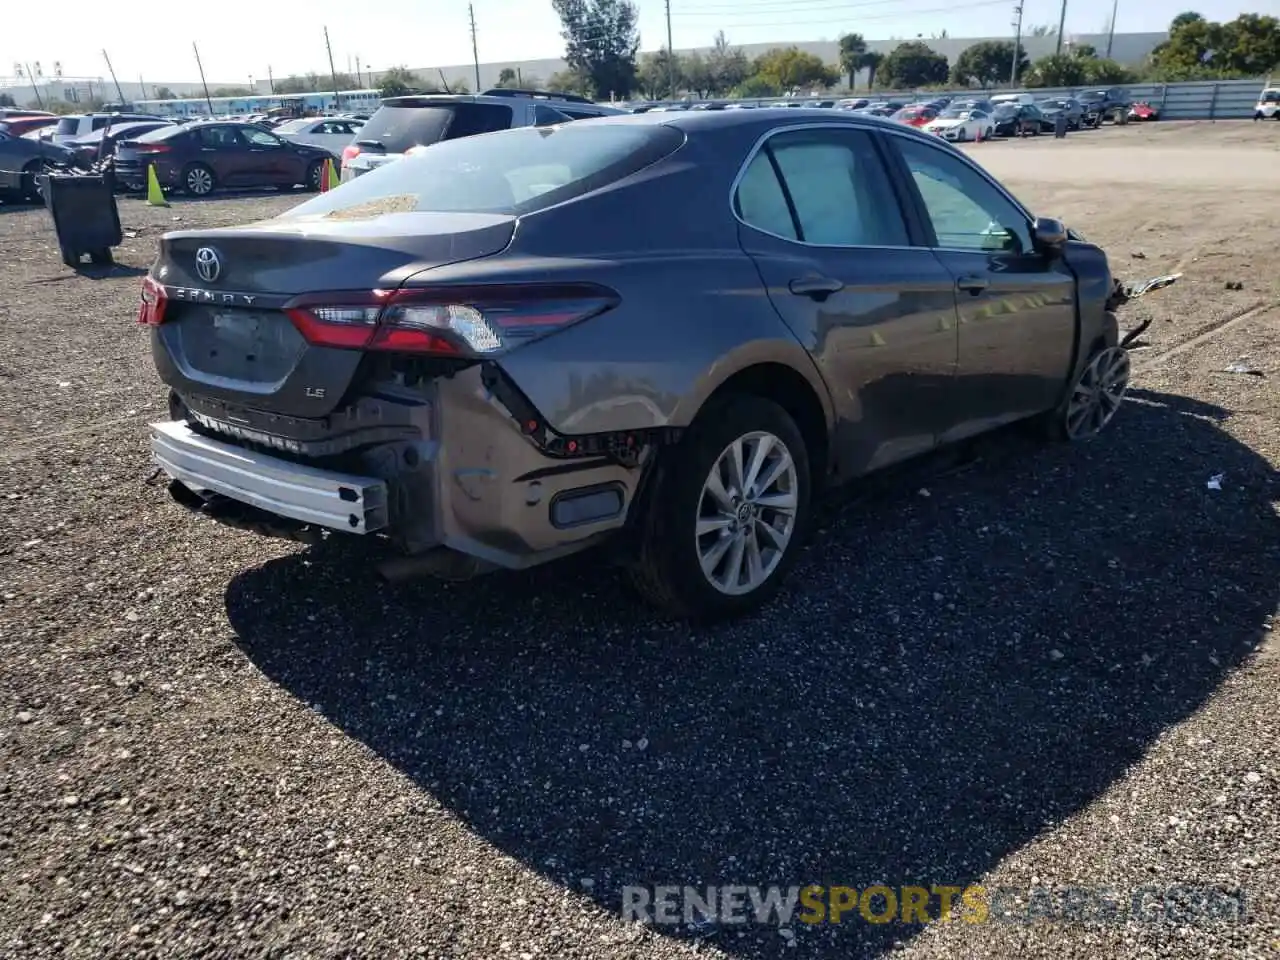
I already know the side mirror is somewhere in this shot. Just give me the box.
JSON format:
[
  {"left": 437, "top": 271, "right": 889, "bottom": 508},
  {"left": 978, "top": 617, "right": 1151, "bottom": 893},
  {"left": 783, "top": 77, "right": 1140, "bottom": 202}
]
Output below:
[{"left": 1032, "top": 216, "right": 1068, "bottom": 257}]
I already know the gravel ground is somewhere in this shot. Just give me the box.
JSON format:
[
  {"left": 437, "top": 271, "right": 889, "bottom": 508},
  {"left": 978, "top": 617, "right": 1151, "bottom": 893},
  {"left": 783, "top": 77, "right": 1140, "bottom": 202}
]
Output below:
[{"left": 1, "top": 123, "right": 1278, "bottom": 960}]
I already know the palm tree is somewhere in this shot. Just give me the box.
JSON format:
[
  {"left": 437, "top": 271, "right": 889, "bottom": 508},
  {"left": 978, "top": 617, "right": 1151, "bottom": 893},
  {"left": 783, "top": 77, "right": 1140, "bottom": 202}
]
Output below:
[
  {"left": 838, "top": 33, "right": 867, "bottom": 89},
  {"left": 859, "top": 51, "right": 885, "bottom": 91}
]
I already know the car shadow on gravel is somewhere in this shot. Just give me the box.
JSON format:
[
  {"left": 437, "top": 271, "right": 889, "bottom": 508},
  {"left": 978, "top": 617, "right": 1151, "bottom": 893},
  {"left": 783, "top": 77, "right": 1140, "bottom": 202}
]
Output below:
[{"left": 225, "top": 387, "right": 1279, "bottom": 960}]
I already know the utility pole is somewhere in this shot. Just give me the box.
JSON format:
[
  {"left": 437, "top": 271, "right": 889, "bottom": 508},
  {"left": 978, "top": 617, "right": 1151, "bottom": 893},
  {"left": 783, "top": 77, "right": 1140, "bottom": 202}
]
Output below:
[
  {"left": 324, "top": 26, "right": 342, "bottom": 112},
  {"left": 192, "top": 43, "right": 214, "bottom": 115},
  {"left": 267, "top": 65, "right": 275, "bottom": 95},
  {"left": 24, "top": 63, "right": 44, "bottom": 108},
  {"left": 102, "top": 49, "right": 126, "bottom": 105},
  {"left": 1105, "top": 0, "right": 1118, "bottom": 59},
  {"left": 469, "top": 4, "right": 481, "bottom": 92},
  {"left": 1055, "top": 0, "right": 1068, "bottom": 55},
  {"left": 1011, "top": 1, "right": 1024, "bottom": 86},
  {"left": 665, "top": 0, "right": 675, "bottom": 98},
  {"left": 139, "top": 74, "right": 147, "bottom": 101},
  {"left": 356, "top": 56, "right": 363, "bottom": 89}
]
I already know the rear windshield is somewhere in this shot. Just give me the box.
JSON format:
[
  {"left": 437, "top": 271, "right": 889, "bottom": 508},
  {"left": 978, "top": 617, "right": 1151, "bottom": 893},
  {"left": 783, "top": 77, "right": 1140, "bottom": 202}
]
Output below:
[
  {"left": 282, "top": 121, "right": 686, "bottom": 219},
  {"left": 136, "top": 124, "right": 187, "bottom": 143},
  {"left": 1262, "top": 90, "right": 1280, "bottom": 103},
  {"left": 355, "top": 101, "right": 514, "bottom": 153},
  {"left": 55, "top": 117, "right": 81, "bottom": 135}
]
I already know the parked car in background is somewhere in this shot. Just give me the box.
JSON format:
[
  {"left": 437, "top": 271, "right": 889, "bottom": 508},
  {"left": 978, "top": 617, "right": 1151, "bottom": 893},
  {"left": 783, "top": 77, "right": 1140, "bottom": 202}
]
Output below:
[
  {"left": 1128, "top": 101, "right": 1160, "bottom": 121},
  {"left": 114, "top": 121, "right": 332, "bottom": 196},
  {"left": 1256, "top": 88, "right": 1280, "bottom": 119},
  {"left": 891, "top": 105, "right": 938, "bottom": 128},
  {"left": 923, "top": 107, "right": 993, "bottom": 142},
  {"left": 0, "top": 130, "right": 80, "bottom": 201},
  {"left": 950, "top": 98, "right": 996, "bottom": 115},
  {"left": 992, "top": 103, "right": 1047, "bottom": 137},
  {"left": 990, "top": 92, "right": 1037, "bottom": 107},
  {"left": 341, "top": 89, "right": 626, "bottom": 182},
  {"left": 63, "top": 119, "right": 175, "bottom": 166},
  {"left": 272, "top": 116, "right": 364, "bottom": 157},
  {"left": 44, "top": 112, "right": 168, "bottom": 143},
  {"left": 1037, "top": 97, "right": 1085, "bottom": 130},
  {"left": 836, "top": 98, "right": 869, "bottom": 110},
  {"left": 0, "top": 115, "right": 59, "bottom": 138},
  {"left": 1075, "top": 88, "right": 1132, "bottom": 123},
  {"left": 143, "top": 109, "right": 1134, "bottom": 620}
]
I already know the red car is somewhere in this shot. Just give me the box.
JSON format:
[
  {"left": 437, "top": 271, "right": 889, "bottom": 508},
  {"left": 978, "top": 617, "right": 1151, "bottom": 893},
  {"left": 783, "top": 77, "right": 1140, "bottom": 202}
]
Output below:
[
  {"left": 0, "top": 115, "right": 59, "bottom": 138},
  {"left": 1128, "top": 101, "right": 1160, "bottom": 121},
  {"left": 890, "top": 106, "right": 938, "bottom": 128}
]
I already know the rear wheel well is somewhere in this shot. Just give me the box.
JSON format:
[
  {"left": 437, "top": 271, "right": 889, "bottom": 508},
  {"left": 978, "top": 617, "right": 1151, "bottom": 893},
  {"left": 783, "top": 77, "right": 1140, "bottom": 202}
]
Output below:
[{"left": 701, "top": 363, "right": 830, "bottom": 488}]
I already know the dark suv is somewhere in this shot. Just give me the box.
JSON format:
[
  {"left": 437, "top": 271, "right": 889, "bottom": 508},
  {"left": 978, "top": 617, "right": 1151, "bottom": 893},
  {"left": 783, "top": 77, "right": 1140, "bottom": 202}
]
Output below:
[
  {"left": 114, "top": 121, "right": 332, "bottom": 196},
  {"left": 1076, "top": 88, "right": 1132, "bottom": 124},
  {"left": 340, "top": 88, "right": 627, "bottom": 182}
]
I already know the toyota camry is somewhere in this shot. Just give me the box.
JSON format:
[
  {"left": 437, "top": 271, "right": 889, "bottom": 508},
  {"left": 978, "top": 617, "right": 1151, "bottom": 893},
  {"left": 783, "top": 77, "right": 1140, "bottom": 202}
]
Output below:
[{"left": 142, "top": 109, "right": 1143, "bottom": 620}]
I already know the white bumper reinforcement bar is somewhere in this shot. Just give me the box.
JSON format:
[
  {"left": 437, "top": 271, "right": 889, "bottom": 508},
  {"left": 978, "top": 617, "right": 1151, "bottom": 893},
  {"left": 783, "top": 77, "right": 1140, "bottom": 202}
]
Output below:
[{"left": 150, "top": 420, "right": 389, "bottom": 534}]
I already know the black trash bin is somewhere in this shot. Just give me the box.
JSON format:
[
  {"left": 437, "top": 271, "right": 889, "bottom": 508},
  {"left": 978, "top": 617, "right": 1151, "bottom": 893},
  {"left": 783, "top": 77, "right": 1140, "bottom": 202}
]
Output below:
[{"left": 40, "top": 169, "right": 124, "bottom": 269}]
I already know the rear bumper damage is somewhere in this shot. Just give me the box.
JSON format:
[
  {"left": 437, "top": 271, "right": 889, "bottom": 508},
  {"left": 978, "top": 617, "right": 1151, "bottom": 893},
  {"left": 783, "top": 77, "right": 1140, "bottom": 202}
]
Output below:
[{"left": 151, "top": 364, "right": 653, "bottom": 577}]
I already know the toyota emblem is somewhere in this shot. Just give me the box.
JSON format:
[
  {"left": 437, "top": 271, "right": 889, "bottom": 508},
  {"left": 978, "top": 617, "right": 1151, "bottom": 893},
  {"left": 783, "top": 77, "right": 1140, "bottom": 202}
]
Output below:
[{"left": 194, "top": 246, "right": 222, "bottom": 283}]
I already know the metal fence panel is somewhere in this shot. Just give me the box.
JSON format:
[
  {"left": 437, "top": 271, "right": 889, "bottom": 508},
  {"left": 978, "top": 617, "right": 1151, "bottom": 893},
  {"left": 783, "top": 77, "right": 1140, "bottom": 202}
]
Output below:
[{"left": 746, "top": 78, "right": 1271, "bottom": 120}]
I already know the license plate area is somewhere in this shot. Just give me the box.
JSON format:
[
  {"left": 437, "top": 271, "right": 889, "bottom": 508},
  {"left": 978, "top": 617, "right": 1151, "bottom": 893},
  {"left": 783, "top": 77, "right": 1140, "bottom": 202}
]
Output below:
[{"left": 171, "top": 304, "right": 306, "bottom": 384}]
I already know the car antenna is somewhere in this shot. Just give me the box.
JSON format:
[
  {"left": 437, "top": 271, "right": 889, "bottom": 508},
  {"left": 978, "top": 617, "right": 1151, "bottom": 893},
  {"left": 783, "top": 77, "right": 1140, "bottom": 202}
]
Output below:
[{"left": 437, "top": 69, "right": 452, "bottom": 95}]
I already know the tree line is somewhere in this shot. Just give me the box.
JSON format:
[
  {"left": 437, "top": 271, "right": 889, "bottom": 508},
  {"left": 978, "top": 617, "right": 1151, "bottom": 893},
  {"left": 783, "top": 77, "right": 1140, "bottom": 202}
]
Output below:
[{"left": 531, "top": 6, "right": 1280, "bottom": 100}]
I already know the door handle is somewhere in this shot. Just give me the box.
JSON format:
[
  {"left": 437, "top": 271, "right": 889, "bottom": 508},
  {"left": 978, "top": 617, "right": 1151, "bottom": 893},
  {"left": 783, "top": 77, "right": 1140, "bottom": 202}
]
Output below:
[
  {"left": 789, "top": 276, "right": 845, "bottom": 301},
  {"left": 956, "top": 275, "right": 989, "bottom": 295}
]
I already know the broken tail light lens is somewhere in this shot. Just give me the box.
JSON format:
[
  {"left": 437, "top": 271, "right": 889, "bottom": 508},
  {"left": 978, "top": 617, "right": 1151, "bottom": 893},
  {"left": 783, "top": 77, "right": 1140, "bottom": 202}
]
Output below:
[
  {"left": 284, "top": 284, "right": 617, "bottom": 357},
  {"left": 137, "top": 275, "right": 168, "bottom": 326}
]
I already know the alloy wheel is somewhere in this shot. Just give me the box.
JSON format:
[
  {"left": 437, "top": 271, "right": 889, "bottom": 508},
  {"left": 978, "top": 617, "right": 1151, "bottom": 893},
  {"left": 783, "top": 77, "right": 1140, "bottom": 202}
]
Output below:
[
  {"left": 187, "top": 167, "right": 213, "bottom": 196},
  {"left": 1065, "top": 346, "right": 1130, "bottom": 440},
  {"left": 695, "top": 430, "right": 799, "bottom": 596}
]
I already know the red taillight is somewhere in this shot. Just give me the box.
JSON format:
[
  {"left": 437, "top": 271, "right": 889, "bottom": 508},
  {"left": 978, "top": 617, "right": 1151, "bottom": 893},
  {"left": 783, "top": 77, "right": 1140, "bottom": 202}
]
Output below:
[
  {"left": 137, "top": 276, "right": 168, "bottom": 326},
  {"left": 135, "top": 143, "right": 171, "bottom": 154},
  {"left": 284, "top": 284, "right": 616, "bottom": 356},
  {"left": 340, "top": 144, "right": 360, "bottom": 167}
]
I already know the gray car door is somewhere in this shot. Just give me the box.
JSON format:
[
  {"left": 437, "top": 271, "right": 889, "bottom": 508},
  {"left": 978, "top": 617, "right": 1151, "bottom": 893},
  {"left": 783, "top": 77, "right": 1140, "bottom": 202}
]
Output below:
[
  {"left": 734, "top": 124, "right": 961, "bottom": 479},
  {"left": 887, "top": 134, "right": 1078, "bottom": 440}
]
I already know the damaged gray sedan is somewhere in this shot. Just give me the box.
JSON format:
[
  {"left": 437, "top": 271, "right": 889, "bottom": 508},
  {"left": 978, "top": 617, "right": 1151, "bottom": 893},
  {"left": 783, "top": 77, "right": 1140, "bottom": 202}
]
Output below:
[{"left": 141, "top": 109, "right": 1170, "bottom": 620}]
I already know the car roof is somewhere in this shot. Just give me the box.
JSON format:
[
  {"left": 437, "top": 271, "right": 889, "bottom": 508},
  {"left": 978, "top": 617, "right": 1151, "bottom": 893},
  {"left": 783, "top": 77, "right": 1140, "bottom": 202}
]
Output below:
[
  {"left": 570, "top": 106, "right": 946, "bottom": 147},
  {"left": 378, "top": 93, "right": 627, "bottom": 114}
]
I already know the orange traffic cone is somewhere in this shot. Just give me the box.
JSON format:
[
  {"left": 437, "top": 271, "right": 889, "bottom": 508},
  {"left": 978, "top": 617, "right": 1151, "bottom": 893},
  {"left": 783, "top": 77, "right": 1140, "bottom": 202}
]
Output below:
[{"left": 319, "top": 161, "right": 331, "bottom": 192}]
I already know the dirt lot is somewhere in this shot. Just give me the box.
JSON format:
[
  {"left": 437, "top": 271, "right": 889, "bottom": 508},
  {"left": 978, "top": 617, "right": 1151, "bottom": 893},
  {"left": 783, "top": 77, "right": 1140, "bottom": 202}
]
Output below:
[{"left": 1, "top": 121, "right": 1278, "bottom": 959}]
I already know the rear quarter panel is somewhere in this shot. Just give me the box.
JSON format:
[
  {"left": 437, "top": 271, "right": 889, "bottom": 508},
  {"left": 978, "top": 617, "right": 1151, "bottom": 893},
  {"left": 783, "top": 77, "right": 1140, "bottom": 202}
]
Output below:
[{"left": 470, "top": 130, "right": 835, "bottom": 435}]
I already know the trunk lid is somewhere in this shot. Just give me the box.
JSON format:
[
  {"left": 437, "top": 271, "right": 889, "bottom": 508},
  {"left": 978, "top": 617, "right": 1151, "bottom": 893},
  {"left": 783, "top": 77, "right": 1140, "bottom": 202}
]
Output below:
[{"left": 151, "top": 211, "right": 515, "bottom": 418}]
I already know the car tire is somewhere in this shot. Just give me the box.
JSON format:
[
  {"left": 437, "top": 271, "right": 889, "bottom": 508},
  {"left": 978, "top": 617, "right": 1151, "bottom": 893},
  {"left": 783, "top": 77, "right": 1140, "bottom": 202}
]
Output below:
[
  {"left": 985, "top": 127, "right": 994, "bottom": 140},
  {"left": 1040, "top": 336, "right": 1131, "bottom": 442},
  {"left": 182, "top": 163, "right": 215, "bottom": 197},
  {"left": 955, "top": 128, "right": 967, "bottom": 142},
  {"left": 20, "top": 160, "right": 49, "bottom": 203},
  {"left": 627, "top": 394, "right": 812, "bottom": 622},
  {"left": 305, "top": 160, "right": 325, "bottom": 191}
]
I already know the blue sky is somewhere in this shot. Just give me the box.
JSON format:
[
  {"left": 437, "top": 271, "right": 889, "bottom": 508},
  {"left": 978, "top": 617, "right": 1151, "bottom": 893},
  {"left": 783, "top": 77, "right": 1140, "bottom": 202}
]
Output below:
[{"left": 2, "top": 0, "right": 1268, "bottom": 85}]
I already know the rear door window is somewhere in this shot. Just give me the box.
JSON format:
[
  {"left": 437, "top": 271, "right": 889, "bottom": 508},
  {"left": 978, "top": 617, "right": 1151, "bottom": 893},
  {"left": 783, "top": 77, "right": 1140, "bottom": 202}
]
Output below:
[{"left": 735, "top": 127, "right": 910, "bottom": 247}]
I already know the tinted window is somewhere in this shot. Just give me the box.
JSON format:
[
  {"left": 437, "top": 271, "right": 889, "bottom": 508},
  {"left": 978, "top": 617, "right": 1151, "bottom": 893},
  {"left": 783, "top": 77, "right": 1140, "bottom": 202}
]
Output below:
[
  {"left": 896, "top": 138, "right": 1031, "bottom": 254},
  {"left": 736, "top": 128, "right": 908, "bottom": 247},
  {"left": 282, "top": 122, "right": 685, "bottom": 218},
  {"left": 195, "top": 126, "right": 242, "bottom": 148},
  {"left": 556, "top": 108, "right": 606, "bottom": 121},
  {"left": 243, "top": 128, "right": 284, "bottom": 146},
  {"left": 534, "top": 105, "right": 571, "bottom": 126},
  {"left": 735, "top": 150, "right": 797, "bottom": 240},
  {"left": 357, "top": 102, "right": 513, "bottom": 152},
  {"left": 55, "top": 117, "right": 81, "bottom": 135}
]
